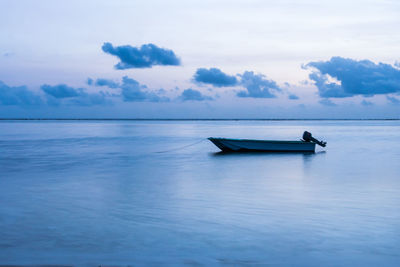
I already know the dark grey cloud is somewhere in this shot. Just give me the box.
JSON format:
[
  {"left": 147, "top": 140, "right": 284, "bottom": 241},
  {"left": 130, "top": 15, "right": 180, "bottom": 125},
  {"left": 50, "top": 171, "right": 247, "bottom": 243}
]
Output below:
[
  {"left": 193, "top": 68, "right": 238, "bottom": 87},
  {"left": 120, "top": 76, "right": 168, "bottom": 102},
  {"left": 180, "top": 88, "right": 213, "bottom": 101},
  {"left": 40, "top": 84, "right": 85, "bottom": 98},
  {"left": 86, "top": 76, "right": 169, "bottom": 102},
  {"left": 0, "top": 81, "right": 43, "bottom": 106},
  {"left": 237, "top": 71, "right": 281, "bottom": 98},
  {"left": 288, "top": 94, "right": 299, "bottom": 100},
  {"left": 102, "top": 42, "right": 181, "bottom": 69},
  {"left": 41, "top": 84, "right": 108, "bottom": 106},
  {"left": 308, "top": 71, "right": 346, "bottom": 98},
  {"left": 305, "top": 57, "right": 400, "bottom": 98},
  {"left": 319, "top": 98, "right": 337, "bottom": 106},
  {"left": 1, "top": 76, "right": 169, "bottom": 107},
  {"left": 192, "top": 68, "right": 283, "bottom": 98},
  {"left": 68, "top": 92, "right": 109, "bottom": 106},
  {"left": 387, "top": 96, "right": 400, "bottom": 105},
  {"left": 0, "top": 81, "right": 108, "bottom": 107},
  {"left": 93, "top": 78, "right": 119, "bottom": 88}
]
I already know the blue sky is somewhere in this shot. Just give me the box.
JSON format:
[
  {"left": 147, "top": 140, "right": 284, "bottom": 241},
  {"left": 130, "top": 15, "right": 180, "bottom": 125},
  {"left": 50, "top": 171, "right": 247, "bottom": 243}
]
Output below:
[{"left": 1, "top": 0, "right": 400, "bottom": 118}]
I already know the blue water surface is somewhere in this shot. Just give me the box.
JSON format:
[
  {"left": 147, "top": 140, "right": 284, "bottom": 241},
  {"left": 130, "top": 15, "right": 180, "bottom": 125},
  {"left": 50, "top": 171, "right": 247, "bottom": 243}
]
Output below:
[{"left": 0, "top": 120, "right": 399, "bottom": 266}]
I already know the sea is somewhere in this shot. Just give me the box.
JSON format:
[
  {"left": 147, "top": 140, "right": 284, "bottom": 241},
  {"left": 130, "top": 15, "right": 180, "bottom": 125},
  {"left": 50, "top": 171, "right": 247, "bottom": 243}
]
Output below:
[{"left": 0, "top": 120, "right": 399, "bottom": 266}]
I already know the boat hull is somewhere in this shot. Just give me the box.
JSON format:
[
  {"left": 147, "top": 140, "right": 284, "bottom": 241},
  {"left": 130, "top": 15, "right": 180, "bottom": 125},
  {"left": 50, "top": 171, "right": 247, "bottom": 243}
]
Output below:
[{"left": 208, "top": 138, "right": 316, "bottom": 152}]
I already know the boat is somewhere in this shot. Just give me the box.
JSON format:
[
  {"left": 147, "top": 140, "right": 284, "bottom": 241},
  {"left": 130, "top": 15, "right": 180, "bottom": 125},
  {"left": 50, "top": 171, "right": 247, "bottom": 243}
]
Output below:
[{"left": 208, "top": 131, "right": 326, "bottom": 153}]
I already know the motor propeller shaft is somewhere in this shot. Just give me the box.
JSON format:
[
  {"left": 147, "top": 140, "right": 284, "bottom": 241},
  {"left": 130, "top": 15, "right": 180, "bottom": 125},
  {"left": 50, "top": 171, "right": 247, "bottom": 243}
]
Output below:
[{"left": 302, "top": 131, "right": 327, "bottom": 147}]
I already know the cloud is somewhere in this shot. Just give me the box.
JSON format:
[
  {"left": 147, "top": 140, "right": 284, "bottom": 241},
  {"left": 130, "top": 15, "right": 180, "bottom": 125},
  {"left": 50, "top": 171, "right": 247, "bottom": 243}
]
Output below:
[
  {"left": 180, "top": 88, "right": 213, "bottom": 101},
  {"left": 319, "top": 98, "right": 337, "bottom": 106},
  {"left": 120, "top": 76, "right": 168, "bottom": 102},
  {"left": 87, "top": 78, "right": 93, "bottom": 85},
  {"left": 361, "top": 100, "right": 373, "bottom": 106},
  {"left": 40, "top": 84, "right": 85, "bottom": 98},
  {"left": 87, "top": 76, "right": 170, "bottom": 102},
  {"left": 387, "top": 96, "right": 400, "bottom": 105},
  {"left": 41, "top": 84, "right": 108, "bottom": 106},
  {"left": 0, "top": 80, "right": 43, "bottom": 106},
  {"left": 237, "top": 71, "right": 281, "bottom": 98},
  {"left": 305, "top": 57, "right": 400, "bottom": 98},
  {"left": 68, "top": 92, "right": 109, "bottom": 106},
  {"left": 395, "top": 61, "right": 400, "bottom": 68},
  {"left": 2, "top": 76, "right": 169, "bottom": 107},
  {"left": 102, "top": 42, "right": 181, "bottom": 69},
  {"left": 0, "top": 80, "right": 109, "bottom": 107},
  {"left": 308, "top": 71, "right": 346, "bottom": 98},
  {"left": 288, "top": 94, "right": 299, "bottom": 100},
  {"left": 93, "top": 78, "right": 119, "bottom": 88},
  {"left": 192, "top": 67, "right": 283, "bottom": 98},
  {"left": 193, "top": 68, "right": 238, "bottom": 87}
]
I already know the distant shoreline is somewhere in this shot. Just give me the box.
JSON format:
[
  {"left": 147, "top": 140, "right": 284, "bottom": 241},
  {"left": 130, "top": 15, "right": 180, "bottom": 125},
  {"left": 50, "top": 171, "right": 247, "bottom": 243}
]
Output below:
[{"left": 0, "top": 118, "right": 399, "bottom": 121}]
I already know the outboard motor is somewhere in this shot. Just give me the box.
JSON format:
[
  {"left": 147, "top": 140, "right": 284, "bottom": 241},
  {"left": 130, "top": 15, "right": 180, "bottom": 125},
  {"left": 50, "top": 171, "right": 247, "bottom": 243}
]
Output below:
[{"left": 302, "top": 131, "right": 327, "bottom": 147}]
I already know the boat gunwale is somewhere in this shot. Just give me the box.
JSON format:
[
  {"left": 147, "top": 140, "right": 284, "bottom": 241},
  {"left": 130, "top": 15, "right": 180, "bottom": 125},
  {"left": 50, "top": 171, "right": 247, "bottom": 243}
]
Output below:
[{"left": 208, "top": 137, "right": 314, "bottom": 145}]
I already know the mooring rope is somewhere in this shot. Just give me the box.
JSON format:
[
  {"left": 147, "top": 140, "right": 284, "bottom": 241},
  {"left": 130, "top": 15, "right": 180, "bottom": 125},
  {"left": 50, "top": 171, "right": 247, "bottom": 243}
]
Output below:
[{"left": 154, "top": 138, "right": 207, "bottom": 153}]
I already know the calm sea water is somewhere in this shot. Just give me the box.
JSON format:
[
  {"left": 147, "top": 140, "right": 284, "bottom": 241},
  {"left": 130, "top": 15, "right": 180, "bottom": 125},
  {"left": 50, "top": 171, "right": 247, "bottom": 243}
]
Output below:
[{"left": 0, "top": 120, "right": 399, "bottom": 266}]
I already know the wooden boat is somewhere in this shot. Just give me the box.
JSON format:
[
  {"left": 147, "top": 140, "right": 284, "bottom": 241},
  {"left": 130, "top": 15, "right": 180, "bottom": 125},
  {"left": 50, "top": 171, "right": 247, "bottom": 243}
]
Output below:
[{"left": 208, "top": 131, "right": 326, "bottom": 153}]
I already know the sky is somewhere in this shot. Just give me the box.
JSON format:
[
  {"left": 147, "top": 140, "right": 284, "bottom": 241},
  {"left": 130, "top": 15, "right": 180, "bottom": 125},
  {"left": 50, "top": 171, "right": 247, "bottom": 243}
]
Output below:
[{"left": 0, "top": 0, "right": 400, "bottom": 119}]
